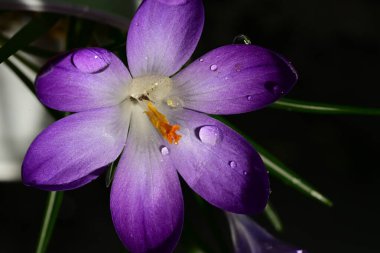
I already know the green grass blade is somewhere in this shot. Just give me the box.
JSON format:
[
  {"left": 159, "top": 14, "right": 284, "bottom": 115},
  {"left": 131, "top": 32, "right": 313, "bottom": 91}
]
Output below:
[
  {"left": 252, "top": 141, "right": 333, "bottom": 207},
  {"left": 272, "top": 98, "right": 380, "bottom": 116},
  {"left": 36, "top": 191, "right": 64, "bottom": 253},
  {"left": 264, "top": 203, "right": 283, "bottom": 232},
  {"left": 0, "top": 13, "right": 59, "bottom": 64},
  {"left": 0, "top": 33, "right": 57, "bottom": 58},
  {"left": 106, "top": 160, "right": 117, "bottom": 188},
  {"left": 213, "top": 116, "right": 333, "bottom": 207}
]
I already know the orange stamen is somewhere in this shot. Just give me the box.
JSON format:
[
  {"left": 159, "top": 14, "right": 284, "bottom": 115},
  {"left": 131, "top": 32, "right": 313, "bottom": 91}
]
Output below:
[{"left": 145, "top": 102, "right": 182, "bottom": 144}]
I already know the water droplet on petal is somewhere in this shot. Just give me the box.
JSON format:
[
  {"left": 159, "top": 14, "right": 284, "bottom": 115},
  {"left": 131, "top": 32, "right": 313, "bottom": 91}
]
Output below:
[
  {"left": 232, "top": 34, "right": 252, "bottom": 45},
  {"left": 229, "top": 161, "right": 237, "bottom": 168},
  {"left": 198, "top": 126, "right": 223, "bottom": 146},
  {"left": 246, "top": 95, "right": 254, "bottom": 101},
  {"left": 199, "top": 58, "right": 204, "bottom": 62},
  {"left": 243, "top": 171, "right": 248, "bottom": 176},
  {"left": 72, "top": 48, "right": 111, "bottom": 73},
  {"left": 166, "top": 97, "right": 184, "bottom": 109},
  {"left": 210, "top": 64, "right": 218, "bottom": 71},
  {"left": 160, "top": 146, "right": 170, "bottom": 156},
  {"left": 265, "top": 81, "right": 283, "bottom": 96}
]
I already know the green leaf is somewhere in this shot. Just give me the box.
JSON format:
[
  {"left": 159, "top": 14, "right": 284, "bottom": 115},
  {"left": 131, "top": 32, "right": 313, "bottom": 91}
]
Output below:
[
  {"left": 0, "top": 13, "right": 59, "bottom": 64},
  {"left": 264, "top": 203, "right": 283, "bottom": 232},
  {"left": 272, "top": 98, "right": 380, "bottom": 116},
  {"left": 106, "top": 160, "right": 117, "bottom": 188},
  {"left": 36, "top": 191, "right": 64, "bottom": 253},
  {"left": 213, "top": 116, "right": 333, "bottom": 207},
  {"left": 0, "top": 33, "right": 57, "bottom": 58},
  {"left": 252, "top": 141, "right": 333, "bottom": 207}
]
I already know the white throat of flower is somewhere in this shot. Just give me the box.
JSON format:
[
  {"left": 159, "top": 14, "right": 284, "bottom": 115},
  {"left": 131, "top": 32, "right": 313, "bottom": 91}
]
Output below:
[{"left": 128, "top": 75, "right": 182, "bottom": 144}]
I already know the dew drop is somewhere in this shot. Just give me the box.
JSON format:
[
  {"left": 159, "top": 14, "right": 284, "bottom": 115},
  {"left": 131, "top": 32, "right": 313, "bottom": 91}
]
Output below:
[
  {"left": 246, "top": 95, "right": 254, "bottom": 101},
  {"left": 160, "top": 146, "right": 170, "bottom": 156},
  {"left": 166, "top": 97, "right": 184, "bottom": 109},
  {"left": 228, "top": 161, "right": 237, "bottom": 168},
  {"left": 210, "top": 64, "right": 218, "bottom": 71},
  {"left": 199, "top": 58, "right": 204, "bottom": 62},
  {"left": 265, "top": 81, "right": 283, "bottom": 95},
  {"left": 243, "top": 171, "right": 248, "bottom": 176},
  {"left": 72, "top": 48, "right": 111, "bottom": 73},
  {"left": 232, "top": 34, "right": 252, "bottom": 45},
  {"left": 198, "top": 126, "right": 223, "bottom": 146}
]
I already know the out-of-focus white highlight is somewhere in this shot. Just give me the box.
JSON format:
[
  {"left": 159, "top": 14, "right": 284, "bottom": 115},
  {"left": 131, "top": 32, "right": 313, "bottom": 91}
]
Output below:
[{"left": 0, "top": 56, "right": 51, "bottom": 181}]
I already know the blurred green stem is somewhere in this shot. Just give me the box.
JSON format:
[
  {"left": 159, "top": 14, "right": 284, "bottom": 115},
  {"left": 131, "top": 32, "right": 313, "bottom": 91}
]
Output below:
[
  {"left": 251, "top": 140, "right": 333, "bottom": 207},
  {"left": 36, "top": 191, "right": 64, "bottom": 253},
  {"left": 272, "top": 98, "right": 380, "bottom": 116},
  {"left": 0, "top": 14, "right": 59, "bottom": 63},
  {"left": 0, "top": 33, "right": 57, "bottom": 58},
  {"left": 214, "top": 116, "right": 333, "bottom": 207},
  {"left": 264, "top": 203, "right": 283, "bottom": 232}
]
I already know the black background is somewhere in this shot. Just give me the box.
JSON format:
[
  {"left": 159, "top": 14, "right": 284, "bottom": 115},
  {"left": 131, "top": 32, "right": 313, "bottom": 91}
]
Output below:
[{"left": 1, "top": 0, "right": 380, "bottom": 252}]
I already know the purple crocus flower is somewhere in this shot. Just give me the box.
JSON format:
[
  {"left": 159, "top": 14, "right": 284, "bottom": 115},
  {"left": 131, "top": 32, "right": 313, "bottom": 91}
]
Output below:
[
  {"left": 22, "top": 0, "right": 297, "bottom": 252},
  {"left": 226, "top": 213, "right": 307, "bottom": 253}
]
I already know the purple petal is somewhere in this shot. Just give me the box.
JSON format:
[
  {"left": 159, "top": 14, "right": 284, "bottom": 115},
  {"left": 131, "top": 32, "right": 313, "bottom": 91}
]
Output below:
[
  {"left": 171, "top": 45, "right": 297, "bottom": 114},
  {"left": 169, "top": 109, "right": 270, "bottom": 213},
  {"left": 226, "top": 213, "right": 307, "bottom": 253},
  {"left": 110, "top": 111, "right": 183, "bottom": 253},
  {"left": 36, "top": 48, "right": 131, "bottom": 112},
  {"left": 22, "top": 105, "right": 129, "bottom": 190},
  {"left": 127, "top": 0, "right": 204, "bottom": 77}
]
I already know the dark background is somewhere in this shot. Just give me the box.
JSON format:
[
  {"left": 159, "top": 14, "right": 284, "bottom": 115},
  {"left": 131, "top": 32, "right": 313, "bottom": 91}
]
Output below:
[{"left": 1, "top": 0, "right": 380, "bottom": 252}]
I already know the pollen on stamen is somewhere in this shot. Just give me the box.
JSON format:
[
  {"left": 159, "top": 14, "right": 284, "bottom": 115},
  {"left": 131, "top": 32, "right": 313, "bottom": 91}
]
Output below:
[{"left": 145, "top": 102, "right": 182, "bottom": 144}]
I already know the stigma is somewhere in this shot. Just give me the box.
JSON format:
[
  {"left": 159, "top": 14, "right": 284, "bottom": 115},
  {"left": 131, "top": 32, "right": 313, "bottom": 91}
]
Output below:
[{"left": 145, "top": 102, "right": 182, "bottom": 144}]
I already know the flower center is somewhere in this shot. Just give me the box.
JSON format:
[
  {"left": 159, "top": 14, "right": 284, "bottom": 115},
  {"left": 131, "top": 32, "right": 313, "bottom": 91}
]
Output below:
[
  {"left": 129, "top": 75, "right": 182, "bottom": 144},
  {"left": 145, "top": 102, "right": 181, "bottom": 144},
  {"left": 129, "top": 75, "right": 173, "bottom": 102}
]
